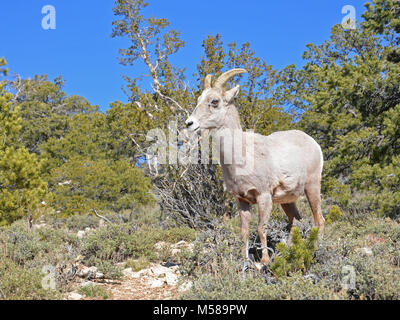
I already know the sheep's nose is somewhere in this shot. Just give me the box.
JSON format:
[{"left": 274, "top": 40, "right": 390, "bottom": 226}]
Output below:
[{"left": 186, "top": 120, "right": 194, "bottom": 128}]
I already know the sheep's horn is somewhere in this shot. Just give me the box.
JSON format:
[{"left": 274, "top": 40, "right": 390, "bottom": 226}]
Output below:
[
  {"left": 204, "top": 74, "right": 212, "bottom": 89},
  {"left": 214, "top": 68, "right": 247, "bottom": 89}
]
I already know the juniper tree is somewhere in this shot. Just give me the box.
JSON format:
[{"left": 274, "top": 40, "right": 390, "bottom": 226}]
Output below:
[
  {"left": 276, "top": 1, "right": 400, "bottom": 217},
  {"left": 0, "top": 61, "right": 47, "bottom": 226}
]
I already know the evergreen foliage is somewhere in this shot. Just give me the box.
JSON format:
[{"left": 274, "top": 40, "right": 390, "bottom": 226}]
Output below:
[
  {"left": 277, "top": 2, "right": 400, "bottom": 216},
  {"left": 270, "top": 227, "right": 319, "bottom": 278},
  {"left": 0, "top": 63, "right": 48, "bottom": 226}
]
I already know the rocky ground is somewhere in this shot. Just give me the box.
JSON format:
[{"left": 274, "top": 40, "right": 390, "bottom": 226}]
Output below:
[{"left": 64, "top": 235, "right": 193, "bottom": 300}]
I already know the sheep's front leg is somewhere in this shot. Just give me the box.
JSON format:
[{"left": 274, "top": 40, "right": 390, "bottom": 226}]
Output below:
[
  {"left": 257, "top": 193, "right": 272, "bottom": 265},
  {"left": 238, "top": 200, "right": 251, "bottom": 267}
]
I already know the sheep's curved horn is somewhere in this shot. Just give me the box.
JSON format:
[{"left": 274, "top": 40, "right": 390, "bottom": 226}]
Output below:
[
  {"left": 214, "top": 68, "right": 247, "bottom": 89},
  {"left": 204, "top": 74, "right": 212, "bottom": 89}
]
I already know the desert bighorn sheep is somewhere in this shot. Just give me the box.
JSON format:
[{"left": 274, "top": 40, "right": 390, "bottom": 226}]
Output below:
[{"left": 185, "top": 68, "right": 325, "bottom": 266}]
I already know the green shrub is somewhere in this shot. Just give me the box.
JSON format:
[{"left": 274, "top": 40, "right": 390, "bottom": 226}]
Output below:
[
  {"left": 1, "top": 221, "right": 47, "bottom": 265},
  {"left": 129, "top": 205, "right": 163, "bottom": 228},
  {"left": 82, "top": 224, "right": 136, "bottom": 262},
  {"left": 182, "top": 268, "right": 268, "bottom": 300},
  {"left": 82, "top": 223, "right": 196, "bottom": 273},
  {"left": 87, "top": 258, "right": 123, "bottom": 279},
  {"left": 326, "top": 205, "right": 343, "bottom": 225},
  {"left": 348, "top": 255, "right": 400, "bottom": 300},
  {"left": 126, "top": 256, "right": 151, "bottom": 272},
  {"left": 270, "top": 227, "right": 319, "bottom": 277},
  {"left": 64, "top": 213, "right": 100, "bottom": 231},
  {"left": 260, "top": 273, "right": 347, "bottom": 300},
  {"left": 161, "top": 227, "right": 196, "bottom": 243},
  {"left": 79, "top": 284, "right": 110, "bottom": 299},
  {"left": 182, "top": 268, "right": 346, "bottom": 300},
  {"left": 0, "top": 258, "right": 60, "bottom": 300},
  {"left": 0, "top": 220, "right": 79, "bottom": 269}
]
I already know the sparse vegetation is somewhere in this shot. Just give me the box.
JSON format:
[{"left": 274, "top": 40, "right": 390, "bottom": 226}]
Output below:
[
  {"left": 1, "top": 0, "right": 400, "bottom": 300},
  {"left": 79, "top": 284, "right": 110, "bottom": 300},
  {"left": 270, "top": 227, "right": 319, "bottom": 278}
]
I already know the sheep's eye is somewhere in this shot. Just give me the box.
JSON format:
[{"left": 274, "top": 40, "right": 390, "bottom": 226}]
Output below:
[{"left": 210, "top": 99, "right": 219, "bottom": 107}]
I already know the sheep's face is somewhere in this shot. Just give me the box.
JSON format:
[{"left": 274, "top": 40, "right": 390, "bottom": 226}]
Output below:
[{"left": 185, "top": 86, "right": 240, "bottom": 133}]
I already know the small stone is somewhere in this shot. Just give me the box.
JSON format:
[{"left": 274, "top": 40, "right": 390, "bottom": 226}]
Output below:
[
  {"left": 171, "top": 248, "right": 181, "bottom": 255},
  {"left": 357, "top": 247, "right": 373, "bottom": 256},
  {"left": 154, "top": 241, "right": 167, "bottom": 251},
  {"left": 165, "top": 273, "right": 178, "bottom": 286},
  {"left": 178, "top": 281, "right": 193, "bottom": 293},
  {"left": 68, "top": 292, "right": 83, "bottom": 300},
  {"left": 88, "top": 266, "right": 98, "bottom": 273},
  {"left": 77, "top": 230, "right": 85, "bottom": 239},
  {"left": 74, "top": 255, "right": 84, "bottom": 263},
  {"left": 80, "top": 281, "right": 96, "bottom": 288},
  {"left": 174, "top": 240, "right": 188, "bottom": 248},
  {"left": 95, "top": 272, "right": 104, "bottom": 279},
  {"left": 254, "top": 262, "right": 264, "bottom": 271},
  {"left": 149, "top": 279, "right": 164, "bottom": 288},
  {"left": 33, "top": 223, "right": 47, "bottom": 230},
  {"left": 122, "top": 268, "right": 136, "bottom": 278},
  {"left": 169, "top": 266, "right": 180, "bottom": 273},
  {"left": 151, "top": 265, "right": 172, "bottom": 277},
  {"left": 77, "top": 267, "right": 89, "bottom": 278}
]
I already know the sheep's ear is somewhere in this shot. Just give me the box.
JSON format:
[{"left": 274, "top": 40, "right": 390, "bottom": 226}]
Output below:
[{"left": 224, "top": 85, "right": 240, "bottom": 103}]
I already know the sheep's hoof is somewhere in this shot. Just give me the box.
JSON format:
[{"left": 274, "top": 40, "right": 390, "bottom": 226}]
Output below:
[
  {"left": 256, "top": 256, "right": 270, "bottom": 270},
  {"left": 242, "top": 261, "right": 251, "bottom": 273},
  {"left": 254, "top": 262, "right": 264, "bottom": 271},
  {"left": 318, "top": 225, "right": 325, "bottom": 239}
]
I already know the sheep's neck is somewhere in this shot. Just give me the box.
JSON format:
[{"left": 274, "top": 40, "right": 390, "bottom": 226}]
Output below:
[{"left": 213, "top": 105, "right": 245, "bottom": 169}]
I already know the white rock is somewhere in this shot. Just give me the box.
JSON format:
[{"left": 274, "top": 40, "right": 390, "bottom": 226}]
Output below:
[
  {"left": 151, "top": 265, "right": 173, "bottom": 277},
  {"left": 77, "top": 230, "right": 85, "bottom": 239},
  {"left": 80, "top": 281, "right": 96, "bottom": 288},
  {"left": 59, "top": 180, "right": 72, "bottom": 186},
  {"left": 77, "top": 268, "right": 89, "bottom": 278},
  {"left": 169, "top": 265, "right": 180, "bottom": 272},
  {"left": 174, "top": 240, "right": 188, "bottom": 248},
  {"left": 88, "top": 266, "right": 98, "bottom": 273},
  {"left": 33, "top": 223, "right": 47, "bottom": 230},
  {"left": 165, "top": 272, "right": 178, "bottom": 286},
  {"left": 122, "top": 267, "right": 143, "bottom": 278},
  {"left": 178, "top": 281, "right": 193, "bottom": 292},
  {"left": 74, "top": 255, "right": 84, "bottom": 263},
  {"left": 122, "top": 267, "right": 133, "bottom": 277},
  {"left": 171, "top": 248, "right": 181, "bottom": 255},
  {"left": 68, "top": 292, "right": 83, "bottom": 300},
  {"left": 154, "top": 241, "right": 167, "bottom": 251},
  {"left": 84, "top": 227, "right": 91, "bottom": 233},
  {"left": 357, "top": 247, "right": 373, "bottom": 256},
  {"left": 95, "top": 272, "right": 104, "bottom": 279},
  {"left": 149, "top": 278, "right": 164, "bottom": 288}
]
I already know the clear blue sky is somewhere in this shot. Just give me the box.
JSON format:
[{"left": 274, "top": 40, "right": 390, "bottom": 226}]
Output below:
[{"left": 1, "top": 0, "right": 368, "bottom": 111}]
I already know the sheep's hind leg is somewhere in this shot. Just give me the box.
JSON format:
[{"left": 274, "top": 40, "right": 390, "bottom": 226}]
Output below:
[
  {"left": 281, "top": 202, "right": 302, "bottom": 245},
  {"left": 304, "top": 182, "right": 325, "bottom": 237},
  {"left": 257, "top": 193, "right": 272, "bottom": 266},
  {"left": 238, "top": 200, "right": 251, "bottom": 271}
]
